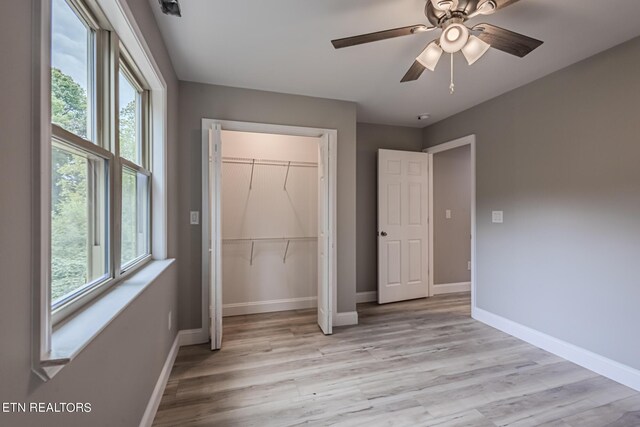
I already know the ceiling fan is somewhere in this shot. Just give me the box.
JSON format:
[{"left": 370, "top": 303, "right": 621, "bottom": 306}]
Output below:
[{"left": 331, "top": 0, "right": 543, "bottom": 91}]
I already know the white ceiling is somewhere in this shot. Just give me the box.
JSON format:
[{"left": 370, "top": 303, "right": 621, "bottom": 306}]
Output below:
[{"left": 150, "top": 0, "right": 640, "bottom": 127}]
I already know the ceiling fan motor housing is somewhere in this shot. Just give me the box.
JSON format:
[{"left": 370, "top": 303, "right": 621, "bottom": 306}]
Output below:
[{"left": 426, "top": 0, "right": 481, "bottom": 26}]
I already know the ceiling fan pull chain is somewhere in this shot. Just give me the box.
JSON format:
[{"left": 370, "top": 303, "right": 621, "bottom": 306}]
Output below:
[{"left": 449, "top": 53, "right": 455, "bottom": 94}]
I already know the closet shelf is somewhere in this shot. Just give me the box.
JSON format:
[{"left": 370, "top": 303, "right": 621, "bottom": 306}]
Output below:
[
  {"left": 222, "top": 157, "right": 318, "bottom": 190},
  {"left": 222, "top": 236, "right": 317, "bottom": 265},
  {"left": 222, "top": 157, "right": 317, "bottom": 168}
]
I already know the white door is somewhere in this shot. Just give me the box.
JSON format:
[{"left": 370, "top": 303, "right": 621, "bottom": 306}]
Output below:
[
  {"left": 208, "top": 124, "right": 223, "bottom": 349},
  {"left": 317, "top": 134, "right": 332, "bottom": 334},
  {"left": 378, "top": 149, "right": 429, "bottom": 304}
]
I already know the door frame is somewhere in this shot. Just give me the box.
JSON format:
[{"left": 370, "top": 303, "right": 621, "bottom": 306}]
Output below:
[
  {"left": 424, "top": 135, "right": 477, "bottom": 309},
  {"left": 200, "top": 118, "right": 338, "bottom": 345}
]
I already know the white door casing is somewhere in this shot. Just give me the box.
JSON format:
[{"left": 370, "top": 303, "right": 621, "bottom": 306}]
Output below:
[
  {"left": 378, "top": 149, "right": 429, "bottom": 304},
  {"left": 202, "top": 119, "right": 336, "bottom": 349},
  {"left": 317, "top": 134, "right": 332, "bottom": 334}
]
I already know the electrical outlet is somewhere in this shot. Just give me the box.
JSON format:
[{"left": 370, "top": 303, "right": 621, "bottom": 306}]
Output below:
[
  {"left": 168, "top": 311, "right": 172, "bottom": 331},
  {"left": 190, "top": 211, "right": 199, "bottom": 225},
  {"left": 445, "top": 209, "right": 452, "bottom": 219},
  {"left": 467, "top": 261, "right": 471, "bottom": 271},
  {"left": 492, "top": 211, "right": 503, "bottom": 223}
]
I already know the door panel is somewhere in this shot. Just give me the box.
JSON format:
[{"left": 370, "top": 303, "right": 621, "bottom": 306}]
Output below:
[
  {"left": 387, "top": 184, "right": 402, "bottom": 225},
  {"left": 378, "top": 149, "right": 429, "bottom": 304},
  {"left": 386, "top": 240, "right": 402, "bottom": 285},
  {"left": 408, "top": 183, "right": 422, "bottom": 225},
  {"left": 408, "top": 239, "right": 422, "bottom": 283}
]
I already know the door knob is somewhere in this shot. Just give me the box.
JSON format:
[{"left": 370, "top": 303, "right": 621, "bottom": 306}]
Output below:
[{"left": 380, "top": 231, "right": 388, "bottom": 237}]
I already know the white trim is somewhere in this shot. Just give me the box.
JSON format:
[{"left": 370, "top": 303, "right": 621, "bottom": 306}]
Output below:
[
  {"left": 427, "top": 154, "right": 434, "bottom": 297},
  {"left": 139, "top": 332, "right": 179, "bottom": 427},
  {"left": 177, "top": 328, "right": 208, "bottom": 347},
  {"left": 201, "top": 119, "right": 339, "bottom": 344},
  {"left": 432, "top": 282, "right": 471, "bottom": 295},
  {"left": 333, "top": 311, "right": 358, "bottom": 327},
  {"left": 473, "top": 308, "right": 640, "bottom": 392},
  {"left": 356, "top": 291, "right": 378, "bottom": 303},
  {"left": 425, "top": 135, "right": 474, "bottom": 154},
  {"left": 223, "top": 297, "right": 318, "bottom": 317},
  {"left": 32, "top": 0, "right": 53, "bottom": 382},
  {"left": 424, "top": 135, "right": 476, "bottom": 308}
]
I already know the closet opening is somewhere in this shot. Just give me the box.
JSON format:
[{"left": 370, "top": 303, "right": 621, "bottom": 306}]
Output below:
[{"left": 202, "top": 120, "right": 337, "bottom": 350}]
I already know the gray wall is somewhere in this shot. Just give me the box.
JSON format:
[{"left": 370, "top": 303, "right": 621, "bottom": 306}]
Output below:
[
  {"left": 433, "top": 145, "right": 471, "bottom": 284},
  {"left": 178, "top": 82, "right": 357, "bottom": 326},
  {"left": 0, "top": 0, "right": 181, "bottom": 425},
  {"left": 356, "top": 123, "right": 423, "bottom": 294},
  {"left": 423, "top": 36, "right": 640, "bottom": 370}
]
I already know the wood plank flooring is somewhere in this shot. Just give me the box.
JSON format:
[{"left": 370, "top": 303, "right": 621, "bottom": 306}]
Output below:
[{"left": 153, "top": 293, "right": 640, "bottom": 426}]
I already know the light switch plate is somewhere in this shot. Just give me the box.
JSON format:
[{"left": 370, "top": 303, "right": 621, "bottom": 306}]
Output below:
[
  {"left": 190, "top": 211, "right": 200, "bottom": 225},
  {"left": 445, "top": 209, "right": 452, "bottom": 219},
  {"left": 492, "top": 211, "right": 504, "bottom": 223}
]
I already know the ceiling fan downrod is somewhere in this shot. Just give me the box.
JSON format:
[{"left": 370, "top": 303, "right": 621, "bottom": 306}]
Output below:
[{"left": 450, "top": 53, "right": 455, "bottom": 94}]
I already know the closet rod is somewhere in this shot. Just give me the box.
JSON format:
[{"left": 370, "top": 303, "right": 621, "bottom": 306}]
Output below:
[
  {"left": 222, "top": 236, "right": 317, "bottom": 242},
  {"left": 222, "top": 236, "right": 317, "bottom": 265},
  {"left": 222, "top": 156, "right": 317, "bottom": 168}
]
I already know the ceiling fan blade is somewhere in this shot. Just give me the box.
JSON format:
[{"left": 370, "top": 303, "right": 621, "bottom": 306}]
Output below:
[
  {"left": 401, "top": 60, "right": 426, "bottom": 83},
  {"left": 472, "top": 23, "right": 543, "bottom": 57},
  {"left": 494, "top": 0, "right": 521, "bottom": 10},
  {"left": 331, "top": 25, "right": 431, "bottom": 49}
]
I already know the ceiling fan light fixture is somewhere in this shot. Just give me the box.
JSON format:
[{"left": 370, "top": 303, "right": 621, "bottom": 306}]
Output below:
[
  {"left": 440, "top": 23, "right": 469, "bottom": 53},
  {"left": 431, "top": 0, "right": 459, "bottom": 11},
  {"left": 461, "top": 35, "right": 491, "bottom": 65},
  {"left": 416, "top": 41, "right": 443, "bottom": 71}
]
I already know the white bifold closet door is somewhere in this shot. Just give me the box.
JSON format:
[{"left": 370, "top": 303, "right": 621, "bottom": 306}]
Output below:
[
  {"left": 208, "top": 124, "right": 223, "bottom": 350},
  {"left": 317, "top": 134, "right": 332, "bottom": 334},
  {"left": 378, "top": 149, "right": 429, "bottom": 304}
]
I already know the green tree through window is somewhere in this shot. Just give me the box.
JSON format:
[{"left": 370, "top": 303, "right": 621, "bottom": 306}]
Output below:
[{"left": 51, "top": 68, "right": 89, "bottom": 301}]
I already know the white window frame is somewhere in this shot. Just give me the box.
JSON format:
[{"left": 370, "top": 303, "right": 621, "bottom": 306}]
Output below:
[
  {"left": 116, "top": 54, "right": 153, "bottom": 274},
  {"left": 32, "top": 0, "right": 168, "bottom": 380},
  {"left": 48, "top": 0, "right": 154, "bottom": 325}
]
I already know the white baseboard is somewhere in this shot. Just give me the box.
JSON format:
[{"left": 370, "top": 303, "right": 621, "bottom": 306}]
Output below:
[
  {"left": 139, "top": 333, "right": 180, "bottom": 427},
  {"left": 473, "top": 307, "right": 640, "bottom": 392},
  {"left": 356, "top": 291, "right": 377, "bottom": 303},
  {"left": 178, "top": 328, "right": 208, "bottom": 346},
  {"left": 223, "top": 296, "right": 317, "bottom": 317},
  {"left": 432, "top": 281, "right": 471, "bottom": 295},
  {"left": 333, "top": 311, "right": 358, "bottom": 327}
]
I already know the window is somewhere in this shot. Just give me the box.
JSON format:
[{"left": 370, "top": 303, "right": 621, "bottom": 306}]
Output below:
[
  {"left": 119, "top": 60, "right": 151, "bottom": 269},
  {"left": 50, "top": 0, "right": 151, "bottom": 322},
  {"left": 50, "top": 141, "right": 108, "bottom": 305},
  {"left": 121, "top": 168, "right": 150, "bottom": 267},
  {"left": 51, "top": 0, "right": 95, "bottom": 141}
]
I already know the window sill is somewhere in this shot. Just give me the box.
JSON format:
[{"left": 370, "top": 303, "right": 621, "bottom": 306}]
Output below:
[{"left": 36, "top": 259, "right": 175, "bottom": 380}]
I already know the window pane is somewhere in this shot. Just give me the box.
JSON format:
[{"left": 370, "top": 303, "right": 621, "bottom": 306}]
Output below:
[
  {"left": 51, "top": 0, "right": 94, "bottom": 141},
  {"left": 119, "top": 71, "right": 141, "bottom": 164},
  {"left": 51, "top": 143, "right": 108, "bottom": 305},
  {"left": 121, "top": 168, "right": 149, "bottom": 267}
]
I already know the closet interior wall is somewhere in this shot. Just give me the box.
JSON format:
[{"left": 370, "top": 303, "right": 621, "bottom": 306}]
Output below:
[{"left": 221, "top": 131, "right": 320, "bottom": 316}]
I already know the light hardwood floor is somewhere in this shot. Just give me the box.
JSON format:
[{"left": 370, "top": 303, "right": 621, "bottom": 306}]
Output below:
[{"left": 153, "top": 293, "right": 640, "bottom": 426}]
